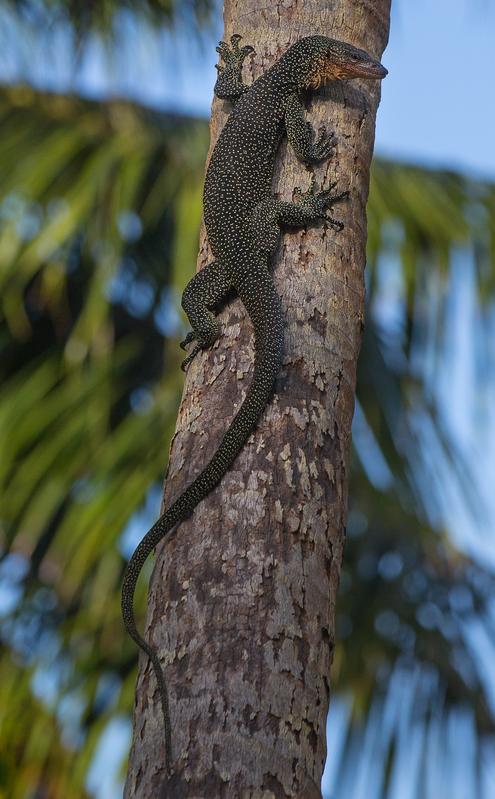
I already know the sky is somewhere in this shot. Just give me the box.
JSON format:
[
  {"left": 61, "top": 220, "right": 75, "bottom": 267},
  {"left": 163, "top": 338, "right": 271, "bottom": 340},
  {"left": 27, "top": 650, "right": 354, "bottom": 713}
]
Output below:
[{"left": 376, "top": 0, "right": 495, "bottom": 177}]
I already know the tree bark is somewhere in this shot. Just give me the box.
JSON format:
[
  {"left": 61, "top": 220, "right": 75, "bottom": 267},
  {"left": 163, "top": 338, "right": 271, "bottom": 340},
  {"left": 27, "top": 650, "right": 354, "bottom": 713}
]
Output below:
[{"left": 125, "top": 1, "right": 390, "bottom": 796}]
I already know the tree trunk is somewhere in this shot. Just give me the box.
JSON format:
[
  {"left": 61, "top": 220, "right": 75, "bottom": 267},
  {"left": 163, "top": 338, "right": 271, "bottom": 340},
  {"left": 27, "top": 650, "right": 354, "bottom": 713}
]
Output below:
[{"left": 124, "top": 1, "right": 390, "bottom": 796}]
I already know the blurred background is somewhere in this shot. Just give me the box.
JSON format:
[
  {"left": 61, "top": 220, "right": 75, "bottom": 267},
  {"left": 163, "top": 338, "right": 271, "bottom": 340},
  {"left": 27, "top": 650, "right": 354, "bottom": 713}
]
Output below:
[{"left": 1, "top": 1, "right": 494, "bottom": 797}]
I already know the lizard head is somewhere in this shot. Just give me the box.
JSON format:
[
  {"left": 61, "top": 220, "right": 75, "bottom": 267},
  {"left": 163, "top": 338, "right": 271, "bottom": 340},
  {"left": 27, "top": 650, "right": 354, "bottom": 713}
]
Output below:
[{"left": 292, "top": 35, "right": 387, "bottom": 90}]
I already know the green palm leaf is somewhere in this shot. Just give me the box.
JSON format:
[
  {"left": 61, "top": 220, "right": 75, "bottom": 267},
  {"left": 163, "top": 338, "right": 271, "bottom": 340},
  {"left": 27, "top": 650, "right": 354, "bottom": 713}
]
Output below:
[{"left": 0, "top": 83, "right": 494, "bottom": 798}]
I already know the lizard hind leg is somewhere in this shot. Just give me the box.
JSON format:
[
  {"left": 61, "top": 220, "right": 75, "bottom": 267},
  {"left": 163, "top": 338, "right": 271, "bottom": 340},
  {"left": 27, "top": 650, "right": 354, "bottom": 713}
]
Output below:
[{"left": 180, "top": 260, "right": 231, "bottom": 371}]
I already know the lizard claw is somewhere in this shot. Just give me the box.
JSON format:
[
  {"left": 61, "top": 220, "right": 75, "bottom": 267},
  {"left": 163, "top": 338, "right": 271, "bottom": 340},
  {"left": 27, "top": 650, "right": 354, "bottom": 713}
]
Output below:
[
  {"left": 181, "top": 344, "right": 201, "bottom": 372},
  {"left": 324, "top": 215, "right": 345, "bottom": 232},
  {"left": 214, "top": 33, "right": 253, "bottom": 102},
  {"left": 306, "top": 128, "right": 337, "bottom": 164},
  {"left": 230, "top": 34, "right": 244, "bottom": 53},
  {"left": 180, "top": 331, "right": 196, "bottom": 351},
  {"left": 180, "top": 321, "right": 219, "bottom": 368},
  {"left": 214, "top": 33, "right": 255, "bottom": 101},
  {"left": 230, "top": 34, "right": 255, "bottom": 57},
  {"left": 321, "top": 190, "right": 349, "bottom": 231},
  {"left": 325, "top": 189, "right": 350, "bottom": 205},
  {"left": 294, "top": 179, "right": 349, "bottom": 228},
  {"left": 319, "top": 181, "right": 338, "bottom": 197},
  {"left": 216, "top": 40, "right": 231, "bottom": 59},
  {"left": 216, "top": 34, "right": 255, "bottom": 67}
]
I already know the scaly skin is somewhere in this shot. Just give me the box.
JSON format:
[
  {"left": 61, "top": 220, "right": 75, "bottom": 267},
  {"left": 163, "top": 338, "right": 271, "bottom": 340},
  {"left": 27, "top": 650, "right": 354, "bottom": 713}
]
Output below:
[{"left": 122, "top": 34, "right": 387, "bottom": 773}]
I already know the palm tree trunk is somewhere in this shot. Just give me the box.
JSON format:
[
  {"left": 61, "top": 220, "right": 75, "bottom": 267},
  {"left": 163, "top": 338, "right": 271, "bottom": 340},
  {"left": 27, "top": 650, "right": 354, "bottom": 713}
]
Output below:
[{"left": 124, "top": 1, "right": 390, "bottom": 796}]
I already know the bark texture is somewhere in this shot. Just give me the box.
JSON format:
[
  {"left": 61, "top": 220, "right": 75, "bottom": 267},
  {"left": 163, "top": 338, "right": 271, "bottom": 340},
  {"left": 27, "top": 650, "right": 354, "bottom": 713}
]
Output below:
[{"left": 125, "top": 1, "right": 390, "bottom": 796}]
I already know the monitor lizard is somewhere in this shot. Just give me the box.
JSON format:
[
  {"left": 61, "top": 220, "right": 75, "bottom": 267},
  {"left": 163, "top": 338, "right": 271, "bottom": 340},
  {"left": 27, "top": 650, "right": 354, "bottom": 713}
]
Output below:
[{"left": 121, "top": 33, "right": 387, "bottom": 773}]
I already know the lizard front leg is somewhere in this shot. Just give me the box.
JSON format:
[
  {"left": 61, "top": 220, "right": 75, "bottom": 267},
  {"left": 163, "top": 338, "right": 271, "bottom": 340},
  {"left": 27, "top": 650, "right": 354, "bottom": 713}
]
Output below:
[
  {"left": 180, "top": 260, "right": 232, "bottom": 370},
  {"left": 251, "top": 178, "right": 349, "bottom": 256},
  {"left": 214, "top": 34, "right": 254, "bottom": 102},
  {"left": 284, "top": 92, "right": 337, "bottom": 165},
  {"left": 287, "top": 177, "right": 349, "bottom": 230}
]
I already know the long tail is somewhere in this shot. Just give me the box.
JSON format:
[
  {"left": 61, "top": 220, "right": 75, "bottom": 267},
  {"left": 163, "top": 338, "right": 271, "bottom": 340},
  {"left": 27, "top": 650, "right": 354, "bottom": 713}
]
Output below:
[{"left": 121, "top": 270, "right": 283, "bottom": 772}]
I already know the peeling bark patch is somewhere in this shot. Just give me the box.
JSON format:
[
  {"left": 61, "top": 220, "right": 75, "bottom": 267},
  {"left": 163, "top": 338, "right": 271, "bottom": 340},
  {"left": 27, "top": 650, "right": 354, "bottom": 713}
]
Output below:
[
  {"left": 206, "top": 352, "right": 228, "bottom": 385},
  {"left": 286, "top": 509, "right": 300, "bottom": 532},
  {"left": 279, "top": 443, "right": 294, "bottom": 489},
  {"left": 323, "top": 458, "right": 335, "bottom": 483},
  {"left": 289, "top": 404, "right": 309, "bottom": 431},
  {"left": 296, "top": 449, "right": 312, "bottom": 498},
  {"left": 161, "top": 768, "right": 228, "bottom": 799},
  {"left": 242, "top": 703, "right": 260, "bottom": 733},
  {"left": 308, "top": 306, "right": 327, "bottom": 339},
  {"left": 262, "top": 774, "right": 286, "bottom": 799}
]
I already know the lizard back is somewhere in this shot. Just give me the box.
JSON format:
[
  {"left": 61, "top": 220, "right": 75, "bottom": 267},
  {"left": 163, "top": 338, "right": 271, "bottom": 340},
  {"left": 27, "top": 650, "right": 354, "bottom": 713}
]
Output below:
[{"left": 204, "top": 71, "right": 289, "bottom": 260}]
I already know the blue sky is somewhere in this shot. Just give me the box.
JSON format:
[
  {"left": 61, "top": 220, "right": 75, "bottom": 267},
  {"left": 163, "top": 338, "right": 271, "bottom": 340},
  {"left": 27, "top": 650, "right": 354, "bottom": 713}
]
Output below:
[{"left": 376, "top": 0, "right": 495, "bottom": 177}]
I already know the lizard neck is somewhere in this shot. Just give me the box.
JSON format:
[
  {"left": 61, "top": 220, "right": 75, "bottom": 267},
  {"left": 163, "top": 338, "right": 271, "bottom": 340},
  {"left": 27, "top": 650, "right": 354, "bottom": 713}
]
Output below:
[{"left": 265, "top": 37, "right": 329, "bottom": 93}]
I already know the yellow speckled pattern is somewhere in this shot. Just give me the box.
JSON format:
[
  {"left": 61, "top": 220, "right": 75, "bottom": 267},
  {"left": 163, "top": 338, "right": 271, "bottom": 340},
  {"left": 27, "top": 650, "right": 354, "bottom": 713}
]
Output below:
[{"left": 121, "top": 34, "right": 387, "bottom": 773}]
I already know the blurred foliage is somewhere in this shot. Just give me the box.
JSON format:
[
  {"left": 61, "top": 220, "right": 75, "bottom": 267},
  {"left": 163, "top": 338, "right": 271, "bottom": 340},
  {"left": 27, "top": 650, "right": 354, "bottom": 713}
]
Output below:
[
  {"left": 4, "top": 0, "right": 215, "bottom": 34},
  {"left": 0, "top": 79, "right": 495, "bottom": 798}
]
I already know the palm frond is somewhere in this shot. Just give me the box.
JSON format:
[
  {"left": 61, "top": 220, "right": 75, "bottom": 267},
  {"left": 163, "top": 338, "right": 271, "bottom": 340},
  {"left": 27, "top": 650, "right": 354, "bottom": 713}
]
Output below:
[
  {"left": 3, "top": 0, "right": 215, "bottom": 35},
  {"left": 0, "top": 84, "right": 494, "bottom": 797}
]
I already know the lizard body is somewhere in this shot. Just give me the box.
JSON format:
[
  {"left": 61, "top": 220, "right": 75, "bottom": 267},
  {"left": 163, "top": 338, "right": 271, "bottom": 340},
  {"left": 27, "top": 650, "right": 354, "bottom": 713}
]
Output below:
[{"left": 122, "top": 34, "right": 386, "bottom": 772}]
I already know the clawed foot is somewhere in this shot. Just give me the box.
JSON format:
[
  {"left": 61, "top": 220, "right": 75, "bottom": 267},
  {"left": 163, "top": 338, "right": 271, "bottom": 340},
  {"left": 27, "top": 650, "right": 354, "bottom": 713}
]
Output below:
[
  {"left": 216, "top": 33, "right": 254, "bottom": 70},
  {"left": 180, "top": 331, "right": 199, "bottom": 370},
  {"left": 181, "top": 344, "right": 201, "bottom": 372},
  {"left": 180, "top": 323, "right": 220, "bottom": 371},
  {"left": 306, "top": 128, "right": 337, "bottom": 164},
  {"left": 179, "top": 331, "right": 196, "bottom": 351},
  {"left": 294, "top": 175, "right": 349, "bottom": 231},
  {"left": 215, "top": 34, "right": 255, "bottom": 101}
]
